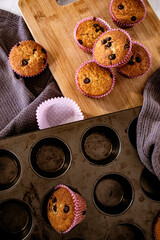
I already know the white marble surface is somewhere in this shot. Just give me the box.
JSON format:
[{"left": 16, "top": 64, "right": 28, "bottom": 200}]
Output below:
[{"left": 0, "top": 0, "right": 160, "bottom": 19}]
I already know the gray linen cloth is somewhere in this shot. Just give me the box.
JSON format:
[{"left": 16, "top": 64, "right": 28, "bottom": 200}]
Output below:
[
  {"left": 137, "top": 67, "right": 160, "bottom": 180},
  {"left": 0, "top": 9, "right": 62, "bottom": 138}
]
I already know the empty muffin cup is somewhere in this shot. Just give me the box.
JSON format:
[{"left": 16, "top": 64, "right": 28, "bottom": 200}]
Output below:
[
  {"left": 0, "top": 149, "right": 21, "bottom": 191},
  {"left": 30, "top": 137, "right": 71, "bottom": 178},
  {"left": 0, "top": 199, "right": 32, "bottom": 240},
  {"left": 140, "top": 168, "right": 160, "bottom": 201},
  {"left": 81, "top": 125, "right": 120, "bottom": 165},
  {"left": 106, "top": 223, "right": 146, "bottom": 240},
  {"left": 128, "top": 117, "right": 138, "bottom": 149},
  {"left": 93, "top": 173, "right": 133, "bottom": 215}
]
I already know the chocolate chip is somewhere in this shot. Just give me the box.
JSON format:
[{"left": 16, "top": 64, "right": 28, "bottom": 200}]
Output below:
[
  {"left": 16, "top": 43, "right": 20, "bottom": 47},
  {"left": 78, "top": 39, "right": 83, "bottom": 45},
  {"left": 124, "top": 44, "right": 129, "bottom": 49},
  {"left": 52, "top": 197, "right": 57, "bottom": 203},
  {"left": 95, "top": 28, "right": 100, "bottom": 32},
  {"left": 105, "top": 42, "right": 112, "bottom": 48},
  {"left": 33, "top": 49, "right": 37, "bottom": 54},
  {"left": 100, "top": 27, "right": 104, "bottom": 32},
  {"left": 102, "top": 39, "right": 108, "bottom": 45},
  {"left": 108, "top": 54, "right": 116, "bottom": 60},
  {"left": 118, "top": 4, "right": 124, "bottom": 9},
  {"left": 82, "top": 210, "right": 86, "bottom": 215},
  {"left": 41, "top": 48, "right": 46, "bottom": 54},
  {"left": 64, "top": 204, "right": 70, "bottom": 213},
  {"left": 131, "top": 16, "right": 136, "bottom": 21},
  {"left": 128, "top": 60, "right": 134, "bottom": 65},
  {"left": 106, "top": 37, "right": 111, "bottom": 41},
  {"left": 53, "top": 205, "right": 57, "bottom": 212},
  {"left": 136, "top": 56, "right": 141, "bottom": 63},
  {"left": 84, "top": 78, "right": 90, "bottom": 84},
  {"left": 93, "top": 23, "right": 99, "bottom": 28},
  {"left": 22, "top": 59, "right": 28, "bottom": 66},
  {"left": 110, "top": 73, "right": 113, "bottom": 78},
  {"left": 43, "top": 58, "right": 46, "bottom": 64}
]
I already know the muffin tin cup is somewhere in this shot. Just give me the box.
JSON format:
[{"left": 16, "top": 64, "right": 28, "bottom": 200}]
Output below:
[
  {"left": 8, "top": 40, "right": 48, "bottom": 78},
  {"left": 117, "top": 41, "right": 152, "bottom": 78},
  {"left": 30, "top": 137, "right": 71, "bottom": 179},
  {"left": 128, "top": 116, "right": 138, "bottom": 149},
  {"left": 109, "top": 0, "right": 146, "bottom": 29},
  {"left": 0, "top": 149, "right": 21, "bottom": 191},
  {"left": 75, "top": 60, "right": 115, "bottom": 98},
  {"left": 0, "top": 199, "right": 33, "bottom": 240},
  {"left": 81, "top": 125, "right": 120, "bottom": 165},
  {"left": 106, "top": 223, "right": 146, "bottom": 240},
  {"left": 74, "top": 16, "right": 111, "bottom": 53},
  {"left": 140, "top": 168, "right": 160, "bottom": 202},
  {"left": 92, "top": 29, "right": 132, "bottom": 68},
  {"left": 93, "top": 173, "right": 134, "bottom": 215}
]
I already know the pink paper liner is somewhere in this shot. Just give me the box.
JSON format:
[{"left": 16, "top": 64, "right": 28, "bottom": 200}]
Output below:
[
  {"left": 117, "top": 41, "right": 152, "bottom": 78},
  {"left": 8, "top": 40, "right": 48, "bottom": 77},
  {"left": 36, "top": 97, "right": 84, "bottom": 129},
  {"left": 54, "top": 184, "right": 87, "bottom": 234},
  {"left": 75, "top": 60, "right": 115, "bottom": 98},
  {"left": 152, "top": 212, "right": 160, "bottom": 240},
  {"left": 74, "top": 16, "right": 111, "bottom": 53},
  {"left": 109, "top": 0, "right": 146, "bottom": 28},
  {"left": 92, "top": 29, "right": 132, "bottom": 68}
]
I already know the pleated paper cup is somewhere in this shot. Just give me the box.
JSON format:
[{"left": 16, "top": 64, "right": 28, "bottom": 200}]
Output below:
[{"left": 36, "top": 97, "right": 84, "bottom": 129}]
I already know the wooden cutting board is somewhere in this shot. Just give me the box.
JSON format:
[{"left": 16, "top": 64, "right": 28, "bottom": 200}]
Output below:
[{"left": 18, "top": 0, "right": 160, "bottom": 119}]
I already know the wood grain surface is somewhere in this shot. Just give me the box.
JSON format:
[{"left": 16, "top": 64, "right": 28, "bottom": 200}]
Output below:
[{"left": 18, "top": 0, "right": 160, "bottom": 119}]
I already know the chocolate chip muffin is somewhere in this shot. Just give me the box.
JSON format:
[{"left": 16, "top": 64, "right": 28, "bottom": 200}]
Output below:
[
  {"left": 93, "top": 29, "right": 132, "bottom": 68},
  {"left": 47, "top": 185, "right": 87, "bottom": 233},
  {"left": 118, "top": 41, "right": 151, "bottom": 78},
  {"left": 75, "top": 60, "right": 115, "bottom": 98},
  {"left": 110, "top": 0, "right": 146, "bottom": 28},
  {"left": 74, "top": 16, "right": 110, "bottom": 53},
  {"left": 9, "top": 40, "right": 48, "bottom": 77}
]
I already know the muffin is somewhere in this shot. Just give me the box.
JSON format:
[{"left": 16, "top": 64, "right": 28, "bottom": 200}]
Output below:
[
  {"left": 153, "top": 212, "right": 160, "bottom": 240},
  {"left": 110, "top": 0, "right": 146, "bottom": 28},
  {"left": 74, "top": 16, "right": 111, "bottom": 53},
  {"left": 47, "top": 184, "right": 87, "bottom": 233},
  {"left": 117, "top": 41, "right": 151, "bottom": 78},
  {"left": 93, "top": 29, "right": 132, "bottom": 68},
  {"left": 9, "top": 40, "right": 48, "bottom": 77},
  {"left": 75, "top": 60, "right": 115, "bottom": 98},
  {"left": 36, "top": 97, "right": 84, "bottom": 129}
]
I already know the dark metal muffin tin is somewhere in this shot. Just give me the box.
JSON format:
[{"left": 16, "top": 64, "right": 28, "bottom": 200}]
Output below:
[{"left": 0, "top": 107, "right": 159, "bottom": 240}]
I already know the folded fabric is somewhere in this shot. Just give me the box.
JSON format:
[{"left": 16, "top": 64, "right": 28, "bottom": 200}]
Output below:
[
  {"left": 0, "top": 9, "right": 62, "bottom": 138},
  {"left": 136, "top": 67, "right": 160, "bottom": 180}
]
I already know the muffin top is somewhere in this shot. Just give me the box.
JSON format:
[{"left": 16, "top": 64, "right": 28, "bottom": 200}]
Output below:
[
  {"left": 118, "top": 42, "right": 151, "bottom": 77},
  {"left": 9, "top": 40, "right": 47, "bottom": 77},
  {"left": 153, "top": 214, "right": 160, "bottom": 240},
  {"left": 76, "top": 61, "right": 114, "bottom": 97},
  {"left": 111, "top": 0, "right": 146, "bottom": 24},
  {"left": 93, "top": 29, "right": 131, "bottom": 67},
  {"left": 75, "top": 17, "right": 110, "bottom": 50},
  {"left": 47, "top": 187, "right": 75, "bottom": 232}
]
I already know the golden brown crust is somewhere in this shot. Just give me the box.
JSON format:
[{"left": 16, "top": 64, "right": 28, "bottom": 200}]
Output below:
[
  {"left": 77, "top": 62, "right": 113, "bottom": 96},
  {"left": 111, "top": 0, "right": 145, "bottom": 24},
  {"left": 76, "top": 19, "right": 109, "bottom": 49},
  {"left": 47, "top": 188, "right": 75, "bottom": 232},
  {"left": 118, "top": 43, "right": 150, "bottom": 76},
  {"left": 9, "top": 40, "right": 47, "bottom": 76},
  {"left": 93, "top": 30, "right": 131, "bottom": 66},
  {"left": 153, "top": 217, "right": 160, "bottom": 240}
]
